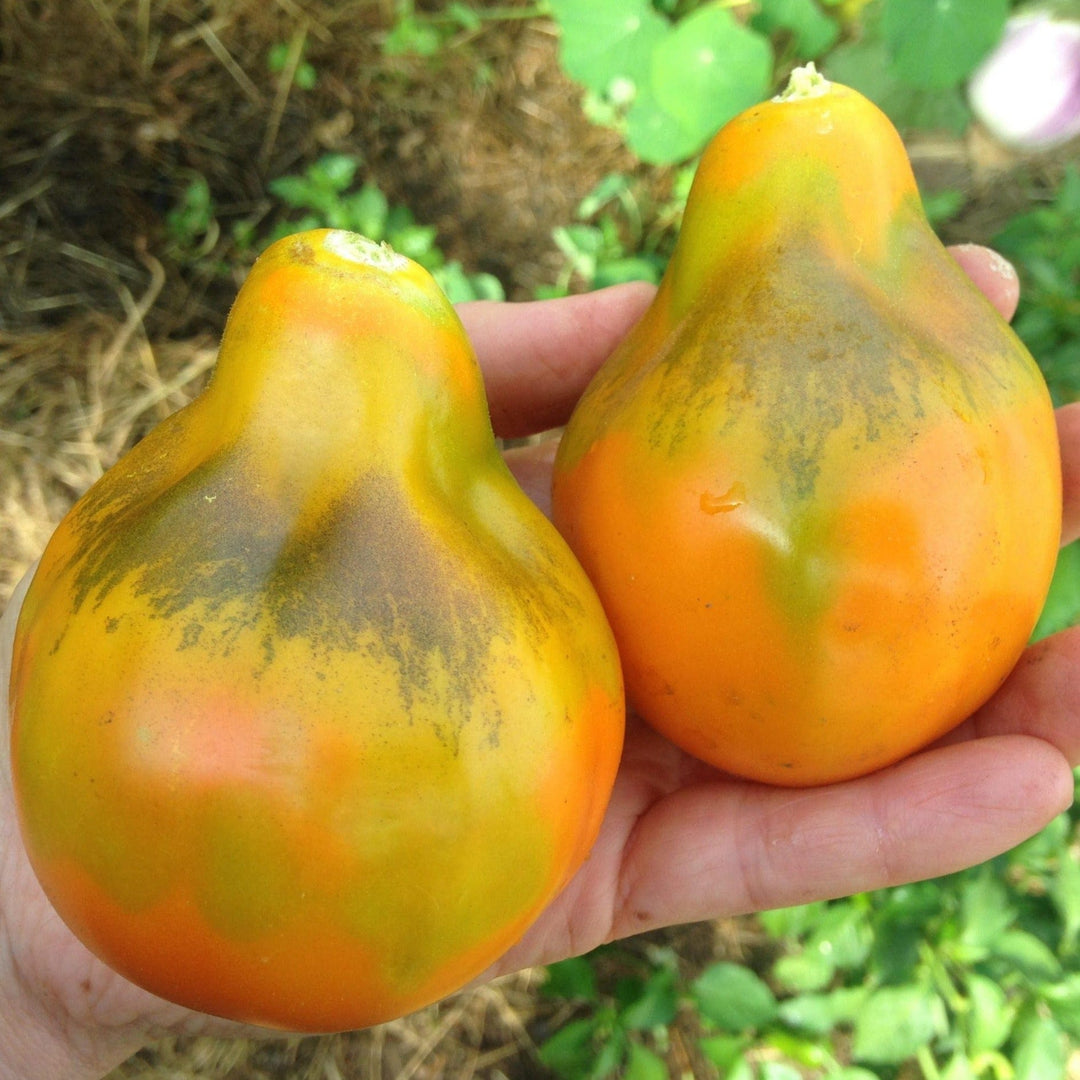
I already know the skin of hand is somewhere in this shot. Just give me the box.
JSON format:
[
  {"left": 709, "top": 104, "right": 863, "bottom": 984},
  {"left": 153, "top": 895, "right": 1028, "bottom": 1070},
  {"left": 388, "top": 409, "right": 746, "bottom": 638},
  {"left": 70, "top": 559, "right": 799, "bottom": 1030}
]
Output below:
[{"left": 2, "top": 246, "right": 1078, "bottom": 1080}]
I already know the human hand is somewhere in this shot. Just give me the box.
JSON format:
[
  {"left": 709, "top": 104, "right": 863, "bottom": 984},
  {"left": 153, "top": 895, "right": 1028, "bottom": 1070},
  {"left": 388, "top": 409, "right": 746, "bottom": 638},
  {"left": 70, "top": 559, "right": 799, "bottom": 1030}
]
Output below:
[
  {"left": 1, "top": 248, "right": 1077, "bottom": 1079},
  {"left": 459, "top": 244, "right": 1080, "bottom": 977}
]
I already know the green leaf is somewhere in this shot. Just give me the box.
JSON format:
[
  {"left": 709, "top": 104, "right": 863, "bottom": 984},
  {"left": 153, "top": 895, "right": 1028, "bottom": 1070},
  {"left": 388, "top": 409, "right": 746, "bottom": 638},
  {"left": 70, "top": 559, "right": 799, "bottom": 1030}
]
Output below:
[
  {"left": 691, "top": 962, "right": 778, "bottom": 1031},
  {"left": 344, "top": 183, "right": 389, "bottom": 241},
  {"left": 625, "top": 1042, "right": 669, "bottom": 1080},
  {"left": 1040, "top": 973, "right": 1080, "bottom": 1040},
  {"left": 1032, "top": 542, "right": 1080, "bottom": 641},
  {"left": 941, "top": 1055, "right": 977, "bottom": 1080},
  {"left": 1051, "top": 825, "right": 1080, "bottom": 950},
  {"left": 1013, "top": 1013, "right": 1068, "bottom": 1080},
  {"left": 698, "top": 1033, "right": 749, "bottom": 1071},
  {"left": 851, "top": 984, "right": 947, "bottom": 1065},
  {"left": 805, "top": 900, "right": 873, "bottom": 970},
  {"left": 824, "top": 38, "right": 971, "bottom": 132},
  {"left": 758, "top": 902, "right": 829, "bottom": 940},
  {"left": 618, "top": 966, "right": 679, "bottom": 1030},
  {"left": 624, "top": 88, "right": 704, "bottom": 165},
  {"left": 549, "top": 0, "right": 668, "bottom": 95},
  {"left": 538, "top": 1016, "right": 603, "bottom": 1079},
  {"left": 309, "top": 153, "right": 359, "bottom": 192},
  {"left": 772, "top": 949, "right": 835, "bottom": 993},
  {"left": 593, "top": 256, "right": 664, "bottom": 289},
  {"left": 646, "top": 5, "right": 772, "bottom": 157},
  {"left": 387, "top": 223, "right": 440, "bottom": 266},
  {"left": 921, "top": 187, "right": 966, "bottom": 227},
  {"left": 763, "top": 1029, "right": 836, "bottom": 1071},
  {"left": 267, "top": 174, "right": 321, "bottom": 210},
  {"left": 383, "top": 15, "right": 443, "bottom": 57},
  {"left": 958, "top": 868, "right": 1016, "bottom": 952},
  {"left": 964, "top": 972, "right": 1015, "bottom": 1054},
  {"left": 990, "top": 929, "right": 1063, "bottom": 982},
  {"left": 752, "top": 0, "right": 840, "bottom": 57},
  {"left": 544, "top": 956, "right": 600, "bottom": 1002},
  {"left": 776, "top": 994, "right": 836, "bottom": 1036},
  {"left": 881, "top": 0, "right": 1009, "bottom": 89},
  {"left": 777, "top": 987, "right": 871, "bottom": 1036},
  {"left": 759, "top": 1062, "right": 804, "bottom": 1080},
  {"left": 590, "top": 1028, "right": 629, "bottom": 1079}
]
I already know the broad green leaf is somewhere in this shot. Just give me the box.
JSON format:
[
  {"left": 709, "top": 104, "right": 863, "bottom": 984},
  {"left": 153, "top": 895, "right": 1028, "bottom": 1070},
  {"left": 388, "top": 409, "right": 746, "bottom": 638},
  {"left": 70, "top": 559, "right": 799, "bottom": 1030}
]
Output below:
[
  {"left": 549, "top": 0, "right": 668, "bottom": 95},
  {"left": 991, "top": 929, "right": 1062, "bottom": 982},
  {"left": 764, "top": 1029, "right": 836, "bottom": 1070},
  {"left": 267, "top": 174, "right": 322, "bottom": 210},
  {"left": 965, "top": 973, "right": 1015, "bottom": 1054},
  {"left": 777, "top": 985, "right": 871, "bottom": 1036},
  {"left": 543, "top": 956, "right": 600, "bottom": 1002},
  {"left": 958, "top": 868, "right": 1015, "bottom": 951},
  {"left": 382, "top": 15, "right": 443, "bottom": 57},
  {"left": 625, "top": 1042, "right": 669, "bottom": 1080},
  {"left": 772, "top": 949, "right": 835, "bottom": 993},
  {"left": 624, "top": 86, "right": 705, "bottom": 164},
  {"left": 758, "top": 901, "right": 830, "bottom": 940},
  {"left": 691, "top": 962, "right": 778, "bottom": 1031},
  {"left": 941, "top": 1055, "right": 977, "bottom": 1080},
  {"left": 776, "top": 993, "right": 836, "bottom": 1036},
  {"left": 343, "top": 183, "right": 388, "bottom": 240},
  {"left": 824, "top": 38, "right": 970, "bottom": 132},
  {"left": 881, "top": 0, "right": 1009, "bottom": 89},
  {"left": 805, "top": 900, "right": 874, "bottom": 970},
  {"left": 752, "top": 0, "right": 839, "bottom": 57},
  {"left": 759, "top": 1062, "right": 803, "bottom": 1080},
  {"left": 1051, "top": 830, "right": 1080, "bottom": 950},
  {"left": 593, "top": 255, "right": 664, "bottom": 289},
  {"left": 698, "top": 1033, "right": 748, "bottom": 1071},
  {"left": 618, "top": 967, "right": 679, "bottom": 1030},
  {"left": 619, "top": 3, "right": 773, "bottom": 163},
  {"left": 1032, "top": 542, "right": 1080, "bottom": 641},
  {"left": 851, "top": 984, "right": 947, "bottom": 1065},
  {"left": 309, "top": 153, "right": 359, "bottom": 192},
  {"left": 648, "top": 5, "right": 772, "bottom": 156},
  {"left": 590, "top": 1028, "right": 629, "bottom": 1079},
  {"left": 1013, "top": 1014, "right": 1068, "bottom": 1080},
  {"left": 538, "top": 1016, "right": 602, "bottom": 1078},
  {"left": 1040, "top": 973, "right": 1080, "bottom": 1040},
  {"left": 388, "top": 223, "right": 440, "bottom": 265}
]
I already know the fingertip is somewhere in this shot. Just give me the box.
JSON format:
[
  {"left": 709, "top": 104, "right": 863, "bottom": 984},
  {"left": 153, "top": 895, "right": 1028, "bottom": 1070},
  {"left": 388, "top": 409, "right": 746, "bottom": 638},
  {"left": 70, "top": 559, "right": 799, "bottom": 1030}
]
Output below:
[
  {"left": 1058, "top": 401, "right": 1080, "bottom": 546},
  {"left": 949, "top": 243, "right": 1020, "bottom": 321}
]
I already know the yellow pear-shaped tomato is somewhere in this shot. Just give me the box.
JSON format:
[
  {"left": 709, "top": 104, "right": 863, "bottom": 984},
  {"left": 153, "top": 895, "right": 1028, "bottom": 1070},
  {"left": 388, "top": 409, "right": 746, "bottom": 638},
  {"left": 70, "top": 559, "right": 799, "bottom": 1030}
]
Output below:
[
  {"left": 552, "top": 65, "right": 1060, "bottom": 788},
  {"left": 11, "top": 230, "right": 624, "bottom": 1031}
]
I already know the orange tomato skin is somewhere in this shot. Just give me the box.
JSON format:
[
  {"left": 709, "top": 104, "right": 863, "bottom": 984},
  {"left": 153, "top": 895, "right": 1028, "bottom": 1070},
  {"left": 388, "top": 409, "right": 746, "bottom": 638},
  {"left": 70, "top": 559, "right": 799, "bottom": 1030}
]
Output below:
[
  {"left": 10, "top": 231, "right": 624, "bottom": 1031},
  {"left": 552, "top": 71, "right": 1061, "bottom": 788}
]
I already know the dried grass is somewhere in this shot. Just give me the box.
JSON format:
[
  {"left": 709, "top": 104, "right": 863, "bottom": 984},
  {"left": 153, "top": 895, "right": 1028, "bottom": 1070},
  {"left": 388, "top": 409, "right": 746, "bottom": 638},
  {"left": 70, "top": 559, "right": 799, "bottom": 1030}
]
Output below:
[{"left": 108, "top": 972, "right": 554, "bottom": 1080}]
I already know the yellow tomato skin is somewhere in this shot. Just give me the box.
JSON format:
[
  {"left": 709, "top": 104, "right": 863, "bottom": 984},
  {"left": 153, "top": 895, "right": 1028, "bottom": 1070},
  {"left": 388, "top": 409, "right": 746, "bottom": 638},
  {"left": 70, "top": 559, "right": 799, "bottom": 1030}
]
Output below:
[
  {"left": 552, "top": 71, "right": 1061, "bottom": 788},
  {"left": 11, "top": 230, "right": 624, "bottom": 1031}
]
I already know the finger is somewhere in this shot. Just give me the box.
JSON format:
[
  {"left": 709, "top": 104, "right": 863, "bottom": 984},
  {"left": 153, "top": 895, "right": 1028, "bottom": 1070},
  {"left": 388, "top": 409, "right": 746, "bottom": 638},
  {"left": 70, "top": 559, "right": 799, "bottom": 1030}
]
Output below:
[
  {"left": 503, "top": 439, "right": 559, "bottom": 519},
  {"left": 457, "top": 282, "right": 656, "bottom": 440},
  {"left": 949, "top": 243, "right": 1020, "bottom": 321},
  {"left": 937, "top": 622, "right": 1080, "bottom": 764},
  {"left": 1059, "top": 401, "right": 1080, "bottom": 545},
  {"left": 608, "top": 733, "right": 1072, "bottom": 936}
]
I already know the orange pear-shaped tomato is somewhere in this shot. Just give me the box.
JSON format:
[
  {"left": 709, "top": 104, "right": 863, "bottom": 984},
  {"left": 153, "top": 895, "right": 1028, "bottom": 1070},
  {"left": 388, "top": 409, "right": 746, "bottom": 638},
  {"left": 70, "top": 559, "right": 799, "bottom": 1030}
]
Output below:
[
  {"left": 552, "top": 65, "right": 1061, "bottom": 788},
  {"left": 10, "top": 230, "right": 624, "bottom": 1031}
]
